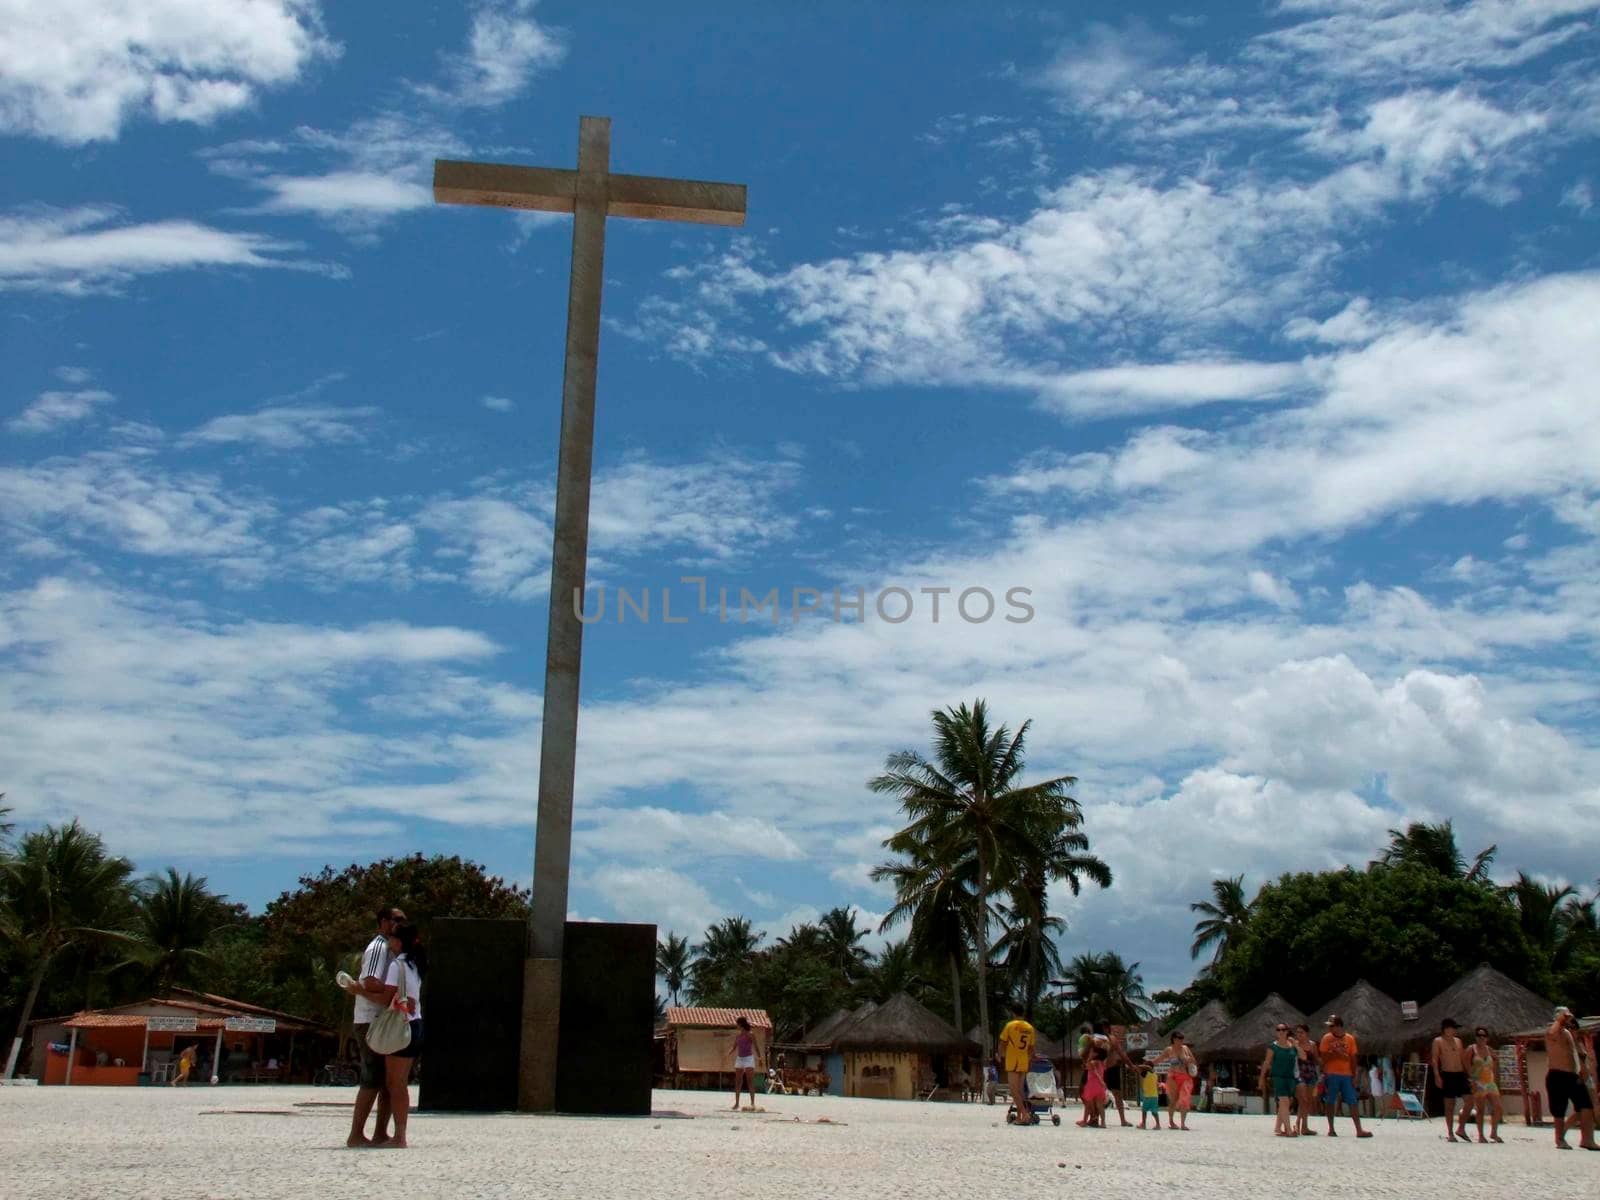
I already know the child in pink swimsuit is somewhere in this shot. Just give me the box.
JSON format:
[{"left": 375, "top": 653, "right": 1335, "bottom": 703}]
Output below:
[{"left": 1081, "top": 1047, "right": 1109, "bottom": 1126}]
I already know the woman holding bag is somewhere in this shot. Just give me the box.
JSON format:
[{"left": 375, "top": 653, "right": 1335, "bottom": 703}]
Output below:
[{"left": 376, "top": 922, "right": 425, "bottom": 1148}]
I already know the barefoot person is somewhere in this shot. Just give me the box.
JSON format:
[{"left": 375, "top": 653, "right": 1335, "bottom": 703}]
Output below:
[
  {"left": 1160, "top": 1032, "right": 1197, "bottom": 1130},
  {"left": 1293, "top": 1024, "right": 1320, "bottom": 1136},
  {"left": 1546, "top": 1006, "right": 1598, "bottom": 1151},
  {"left": 1105, "top": 1025, "right": 1134, "bottom": 1126},
  {"left": 340, "top": 904, "right": 405, "bottom": 1147},
  {"left": 1431, "top": 1018, "right": 1471, "bottom": 1142},
  {"left": 999, "top": 1002, "right": 1038, "bottom": 1126},
  {"left": 377, "top": 922, "right": 424, "bottom": 1149},
  {"left": 1460, "top": 1027, "right": 1503, "bottom": 1143},
  {"left": 1259, "top": 1023, "right": 1300, "bottom": 1137},
  {"left": 729, "top": 1016, "right": 762, "bottom": 1111},
  {"left": 1319, "top": 1015, "right": 1371, "bottom": 1139},
  {"left": 1137, "top": 1060, "right": 1162, "bottom": 1131}
]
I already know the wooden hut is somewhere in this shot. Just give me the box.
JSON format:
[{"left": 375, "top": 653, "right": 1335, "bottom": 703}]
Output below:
[
  {"left": 1173, "top": 999, "right": 1231, "bottom": 1057},
  {"left": 832, "top": 992, "right": 977, "bottom": 1100},
  {"left": 1411, "top": 964, "right": 1557, "bottom": 1120},
  {"left": 770, "top": 1007, "right": 855, "bottom": 1095},
  {"left": 1308, "top": 980, "right": 1407, "bottom": 1056},
  {"left": 661, "top": 1007, "right": 772, "bottom": 1090},
  {"left": 1198, "top": 993, "right": 1307, "bottom": 1102}
]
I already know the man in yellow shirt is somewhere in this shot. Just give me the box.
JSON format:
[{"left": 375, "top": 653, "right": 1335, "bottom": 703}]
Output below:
[{"left": 998, "top": 1002, "right": 1037, "bottom": 1125}]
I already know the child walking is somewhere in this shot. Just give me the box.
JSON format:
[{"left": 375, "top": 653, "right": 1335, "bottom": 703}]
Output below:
[
  {"left": 1138, "top": 1062, "right": 1162, "bottom": 1131},
  {"left": 1080, "top": 1046, "right": 1109, "bottom": 1127}
]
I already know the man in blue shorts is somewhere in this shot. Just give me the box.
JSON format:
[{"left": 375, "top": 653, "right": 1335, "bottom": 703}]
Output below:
[{"left": 1319, "top": 1014, "right": 1372, "bottom": 1139}]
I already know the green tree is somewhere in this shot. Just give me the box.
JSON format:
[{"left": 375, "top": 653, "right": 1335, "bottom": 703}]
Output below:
[
  {"left": 1506, "top": 872, "right": 1575, "bottom": 959},
  {"left": 1378, "top": 821, "right": 1496, "bottom": 883},
  {"left": 121, "top": 869, "right": 236, "bottom": 994},
  {"left": 0, "top": 822, "right": 136, "bottom": 1079},
  {"left": 871, "top": 699, "right": 1085, "bottom": 1061},
  {"left": 1056, "top": 950, "right": 1152, "bottom": 1026},
  {"left": 1190, "top": 875, "right": 1254, "bottom": 963},
  {"left": 690, "top": 916, "right": 763, "bottom": 1003},
  {"left": 872, "top": 843, "right": 975, "bottom": 1039},
  {"left": 1218, "top": 862, "right": 1544, "bottom": 1013},
  {"left": 999, "top": 811, "right": 1110, "bottom": 1015},
  {"left": 655, "top": 931, "right": 693, "bottom": 1006},
  {"left": 818, "top": 906, "right": 874, "bottom": 982}
]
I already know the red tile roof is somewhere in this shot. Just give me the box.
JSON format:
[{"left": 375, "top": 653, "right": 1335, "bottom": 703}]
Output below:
[{"left": 666, "top": 1007, "right": 772, "bottom": 1029}]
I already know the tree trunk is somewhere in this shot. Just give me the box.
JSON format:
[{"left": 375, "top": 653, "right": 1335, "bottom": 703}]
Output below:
[
  {"left": 1025, "top": 914, "right": 1041, "bottom": 1021},
  {"left": 947, "top": 951, "right": 964, "bottom": 1042},
  {"left": 4, "top": 955, "right": 51, "bottom": 1080},
  {"left": 975, "top": 847, "right": 991, "bottom": 1064}
]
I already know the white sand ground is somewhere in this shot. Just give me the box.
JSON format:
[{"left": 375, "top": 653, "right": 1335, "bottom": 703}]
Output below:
[{"left": 2, "top": 1085, "right": 1597, "bottom": 1200}]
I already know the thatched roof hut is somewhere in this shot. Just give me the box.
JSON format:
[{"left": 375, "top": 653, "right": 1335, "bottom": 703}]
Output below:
[
  {"left": 1412, "top": 963, "right": 1554, "bottom": 1043},
  {"left": 798, "top": 1007, "right": 856, "bottom": 1048},
  {"left": 1201, "top": 994, "right": 1307, "bottom": 1063},
  {"left": 1174, "top": 999, "right": 1231, "bottom": 1054},
  {"left": 834, "top": 993, "right": 977, "bottom": 1055},
  {"left": 1308, "top": 980, "right": 1407, "bottom": 1056}
]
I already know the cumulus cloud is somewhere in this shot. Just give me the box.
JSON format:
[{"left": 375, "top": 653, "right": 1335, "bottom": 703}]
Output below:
[
  {"left": 0, "top": 206, "right": 323, "bottom": 294},
  {"left": 0, "top": 0, "right": 338, "bottom": 144},
  {"left": 180, "top": 405, "right": 379, "bottom": 450},
  {"left": 8, "top": 388, "right": 115, "bottom": 434}
]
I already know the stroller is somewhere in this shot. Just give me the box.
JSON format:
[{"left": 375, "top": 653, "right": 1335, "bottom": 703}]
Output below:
[{"left": 1006, "top": 1057, "right": 1063, "bottom": 1126}]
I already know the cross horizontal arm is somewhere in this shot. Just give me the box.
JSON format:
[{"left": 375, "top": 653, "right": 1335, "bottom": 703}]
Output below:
[{"left": 434, "top": 159, "right": 746, "bottom": 226}]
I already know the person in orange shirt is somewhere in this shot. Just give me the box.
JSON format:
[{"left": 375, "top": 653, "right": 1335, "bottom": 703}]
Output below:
[
  {"left": 998, "top": 1002, "right": 1037, "bottom": 1126},
  {"left": 1318, "top": 1015, "right": 1372, "bottom": 1138}
]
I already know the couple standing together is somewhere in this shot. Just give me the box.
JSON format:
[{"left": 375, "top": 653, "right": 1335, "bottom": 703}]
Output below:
[{"left": 341, "top": 905, "right": 426, "bottom": 1148}]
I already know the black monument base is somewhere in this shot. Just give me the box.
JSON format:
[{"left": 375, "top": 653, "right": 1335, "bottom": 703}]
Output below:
[{"left": 419, "top": 917, "right": 656, "bottom": 1115}]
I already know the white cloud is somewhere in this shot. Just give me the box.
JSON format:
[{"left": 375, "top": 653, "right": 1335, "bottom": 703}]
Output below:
[
  {"left": 0, "top": 206, "right": 323, "bottom": 294},
  {"left": 419, "top": 496, "right": 553, "bottom": 601},
  {"left": 253, "top": 172, "right": 433, "bottom": 216},
  {"left": 1563, "top": 178, "right": 1596, "bottom": 215},
  {"left": 481, "top": 395, "right": 515, "bottom": 412},
  {"left": 0, "top": 0, "right": 338, "bottom": 144},
  {"left": 586, "top": 865, "right": 721, "bottom": 937},
  {"left": 180, "top": 405, "right": 378, "bottom": 450},
  {"left": 424, "top": 0, "right": 567, "bottom": 108},
  {"left": 8, "top": 389, "right": 115, "bottom": 434},
  {"left": 1024, "top": 361, "right": 1309, "bottom": 420},
  {"left": 577, "top": 807, "right": 806, "bottom": 862}
]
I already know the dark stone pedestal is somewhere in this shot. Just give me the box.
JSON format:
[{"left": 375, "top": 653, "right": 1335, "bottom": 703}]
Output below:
[
  {"left": 419, "top": 917, "right": 656, "bottom": 1115},
  {"left": 555, "top": 920, "right": 656, "bottom": 1115},
  {"left": 419, "top": 918, "right": 525, "bottom": 1112}
]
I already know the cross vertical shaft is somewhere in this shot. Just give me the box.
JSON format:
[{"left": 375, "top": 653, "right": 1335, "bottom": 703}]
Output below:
[
  {"left": 432, "top": 116, "right": 745, "bottom": 1114},
  {"left": 521, "top": 115, "right": 610, "bottom": 1111}
]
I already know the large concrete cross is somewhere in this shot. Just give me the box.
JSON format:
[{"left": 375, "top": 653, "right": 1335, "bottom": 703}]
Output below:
[{"left": 433, "top": 117, "right": 746, "bottom": 1111}]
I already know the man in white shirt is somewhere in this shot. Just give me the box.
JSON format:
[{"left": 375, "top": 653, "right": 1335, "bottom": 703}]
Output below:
[{"left": 342, "top": 904, "right": 405, "bottom": 1147}]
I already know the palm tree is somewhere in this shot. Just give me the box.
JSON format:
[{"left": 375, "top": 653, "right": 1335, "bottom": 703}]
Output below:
[
  {"left": 870, "top": 939, "right": 934, "bottom": 1003},
  {"left": 0, "top": 821, "right": 136, "bottom": 1079},
  {"left": 1378, "top": 820, "right": 1496, "bottom": 882},
  {"left": 690, "top": 916, "right": 763, "bottom": 1002},
  {"left": 872, "top": 699, "right": 1084, "bottom": 1061},
  {"left": 655, "top": 932, "right": 693, "bottom": 1006},
  {"left": 818, "top": 906, "right": 874, "bottom": 981},
  {"left": 1189, "top": 875, "right": 1253, "bottom": 963},
  {"left": 1000, "top": 811, "right": 1111, "bottom": 1015},
  {"left": 992, "top": 899, "right": 1068, "bottom": 1009},
  {"left": 124, "top": 869, "right": 232, "bottom": 994},
  {"left": 1054, "top": 951, "right": 1152, "bottom": 1026},
  {"left": 1506, "top": 872, "right": 1576, "bottom": 958},
  {"left": 873, "top": 843, "right": 976, "bottom": 1038},
  {"left": 0, "top": 794, "right": 12, "bottom": 843}
]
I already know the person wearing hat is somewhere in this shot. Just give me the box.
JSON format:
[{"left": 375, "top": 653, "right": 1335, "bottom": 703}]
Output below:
[
  {"left": 1545, "top": 1007, "right": 1597, "bottom": 1151},
  {"left": 1318, "top": 1015, "right": 1372, "bottom": 1138},
  {"left": 1430, "top": 1018, "right": 1471, "bottom": 1143}
]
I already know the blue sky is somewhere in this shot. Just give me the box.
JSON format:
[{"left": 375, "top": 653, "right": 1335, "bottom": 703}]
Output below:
[{"left": 2, "top": 1, "right": 1598, "bottom": 992}]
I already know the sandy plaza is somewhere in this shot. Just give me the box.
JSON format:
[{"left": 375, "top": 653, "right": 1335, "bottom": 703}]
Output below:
[{"left": 3, "top": 1084, "right": 1597, "bottom": 1200}]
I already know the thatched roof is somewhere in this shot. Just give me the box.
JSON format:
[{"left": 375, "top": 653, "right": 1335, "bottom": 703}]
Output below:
[
  {"left": 834, "top": 992, "right": 977, "bottom": 1054},
  {"left": 799, "top": 1007, "right": 856, "bottom": 1048},
  {"left": 1175, "top": 1000, "right": 1232, "bottom": 1052},
  {"left": 1308, "top": 980, "right": 1407, "bottom": 1055},
  {"left": 1201, "top": 993, "right": 1307, "bottom": 1062},
  {"left": 1413, "top": 964, "right": 1554, "bottom": 1042}
]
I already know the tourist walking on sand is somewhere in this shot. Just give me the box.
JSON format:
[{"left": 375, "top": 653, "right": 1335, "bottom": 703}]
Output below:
[
  {"left": 1430, "top": 1018, "right": 1471, "bottom": 1142},
  {"left": 1159, "top": 1032, "right": 1197, "bottom": 1130},
  {"left": 376, "top": 922, "right": 425, "bottom": 1149},
  {"left": 1458, "top": 1026, "right": 1503, "bottom": 1143},
  {"left": 1105, "top": 1025, "right": 1134, "bottom": 1126},
  {"left": 1545, "top": 1006, "right": 1598, "bottom": 1151},
  {"left": 170, "top": 1044, "right": 196, "bottom": 1086},
  {"left": 1318, "top": 1015, "right": 1371, "bottom": 1139},
  {"left": 1260, "top": 1023, "right": 1300, "bottom": 1137},
  {"left": 340, "top": 904, "right": 406, "bottom": 1147},
  {"left": 999, "top": 1002, "right": 1037, "bottom": 1126},
  {"left": 1137, "top": 1060, "right": 1162, "bottom": 1131},
  {"left": 1293, "top": 1024, "right": 1320, "bottom": 1136},
  {"left": 729, "top": 1016, "right": 762, "bottom": 1111}
]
